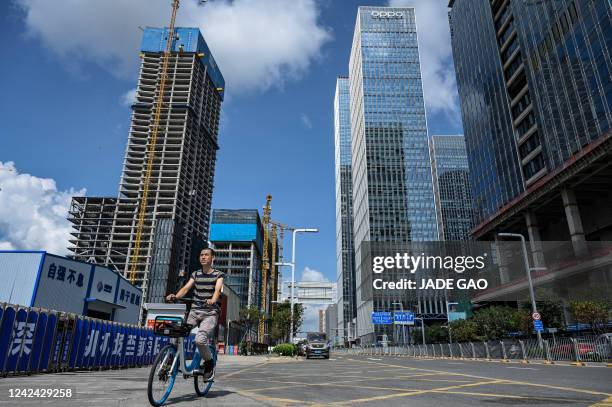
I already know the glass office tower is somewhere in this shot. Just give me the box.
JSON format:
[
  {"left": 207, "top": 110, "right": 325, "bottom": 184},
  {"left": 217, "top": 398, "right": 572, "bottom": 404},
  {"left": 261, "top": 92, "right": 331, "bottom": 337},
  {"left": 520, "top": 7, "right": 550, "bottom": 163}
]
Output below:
[
  {"left": 449, "top": 0, "right": 612, "bottom": 238},
  {"left": 349, "top": 7, "right": 439, "bottom": 344},
  {"left": 334, "top": 76, "right": 356, "bottom": 344},
  {"left": 429, "top": 135, "right": 475, "bottom": 241}
]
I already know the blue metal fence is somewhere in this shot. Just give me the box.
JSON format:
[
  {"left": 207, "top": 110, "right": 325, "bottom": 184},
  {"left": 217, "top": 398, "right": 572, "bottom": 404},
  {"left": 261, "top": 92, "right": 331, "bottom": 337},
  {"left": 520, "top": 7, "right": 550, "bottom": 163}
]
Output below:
[{"left": 0, "top": 303, "right": 187, "bottom": 376}]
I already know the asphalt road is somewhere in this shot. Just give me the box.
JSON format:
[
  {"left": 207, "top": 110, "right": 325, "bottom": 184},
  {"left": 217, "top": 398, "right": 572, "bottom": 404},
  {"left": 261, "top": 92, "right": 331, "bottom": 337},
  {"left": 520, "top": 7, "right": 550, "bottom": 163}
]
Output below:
[{"left": 0, "top": 354, "right": 610, "bottom": 406}]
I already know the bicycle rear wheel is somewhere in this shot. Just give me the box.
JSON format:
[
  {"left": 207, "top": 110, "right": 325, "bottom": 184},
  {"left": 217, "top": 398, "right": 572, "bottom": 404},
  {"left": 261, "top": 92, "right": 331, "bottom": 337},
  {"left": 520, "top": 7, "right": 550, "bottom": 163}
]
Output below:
[
  {"left": 194, "top": 345, "right": 217, "bottom": 396},
  {"left": 148, "top": 344, "right": 178, "bottom": 406}
]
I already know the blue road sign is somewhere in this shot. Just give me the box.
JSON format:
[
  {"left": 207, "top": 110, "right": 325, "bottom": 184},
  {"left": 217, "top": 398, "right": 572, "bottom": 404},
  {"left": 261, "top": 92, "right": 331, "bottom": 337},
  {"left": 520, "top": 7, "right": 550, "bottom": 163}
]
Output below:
[
  {"left": 371, "top": 312, "right": 393, "bottom": 325},
  {"left": 533, "top": 320, "right": 544, "bottom": 332},
  {"left": 393, "top": 312, "right": 415, "bottom": 325}
]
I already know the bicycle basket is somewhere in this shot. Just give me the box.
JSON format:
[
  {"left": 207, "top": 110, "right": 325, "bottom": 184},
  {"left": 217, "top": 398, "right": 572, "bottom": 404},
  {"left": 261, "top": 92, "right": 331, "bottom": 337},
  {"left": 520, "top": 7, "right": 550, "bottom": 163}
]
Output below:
[{"left": 154, "top": 316, "right": 189, "bottom": 337}]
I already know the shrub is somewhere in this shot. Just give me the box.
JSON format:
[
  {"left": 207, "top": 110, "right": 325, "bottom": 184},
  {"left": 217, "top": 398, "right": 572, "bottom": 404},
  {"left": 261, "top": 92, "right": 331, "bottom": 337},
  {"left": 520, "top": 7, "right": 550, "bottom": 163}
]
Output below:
[{"left": 272, "top": 343, "right": 297, "bottom": 356}]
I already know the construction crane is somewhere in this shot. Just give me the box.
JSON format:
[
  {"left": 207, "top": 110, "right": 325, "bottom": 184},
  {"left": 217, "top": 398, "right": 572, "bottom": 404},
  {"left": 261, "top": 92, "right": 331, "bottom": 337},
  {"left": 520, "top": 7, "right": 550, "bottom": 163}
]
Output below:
[
  {"left": 128, "top": 0, "right": 181, "bottom": 284},
  {"left": 259, "top": 195, "right": 272, "bottom": 343}
]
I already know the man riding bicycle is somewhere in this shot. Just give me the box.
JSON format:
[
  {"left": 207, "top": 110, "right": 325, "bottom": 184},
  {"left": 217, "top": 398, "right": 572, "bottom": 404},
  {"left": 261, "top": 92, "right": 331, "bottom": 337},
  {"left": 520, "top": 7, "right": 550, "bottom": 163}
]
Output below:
[{"left": 166, "top": 247, "right": 224, "bottom": 380}]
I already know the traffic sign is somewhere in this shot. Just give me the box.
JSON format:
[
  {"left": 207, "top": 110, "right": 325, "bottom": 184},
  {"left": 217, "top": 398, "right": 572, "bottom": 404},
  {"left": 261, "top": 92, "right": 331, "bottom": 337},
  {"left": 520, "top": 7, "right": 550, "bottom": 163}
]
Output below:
[
  {"left": 371, "top": 312, "right": 393, "bottom": 325},
  {"left": 532, "top": 312, "right": 541, "bottom": 321},
  {"left": 393, "top": 311, "right": 415, "bottom": 325},
  {"left": 533, "top": 320, "right": 544, "bottom": 332}
]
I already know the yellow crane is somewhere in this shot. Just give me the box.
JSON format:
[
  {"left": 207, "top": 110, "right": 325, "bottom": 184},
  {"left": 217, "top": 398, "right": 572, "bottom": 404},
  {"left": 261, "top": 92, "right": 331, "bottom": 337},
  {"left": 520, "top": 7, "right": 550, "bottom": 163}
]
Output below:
[
  {"left": 128, "top": 0, "right": 181, "bottom": 284},
  {"left": 259, "top": 195, "right": 272, "bottom": 342}
]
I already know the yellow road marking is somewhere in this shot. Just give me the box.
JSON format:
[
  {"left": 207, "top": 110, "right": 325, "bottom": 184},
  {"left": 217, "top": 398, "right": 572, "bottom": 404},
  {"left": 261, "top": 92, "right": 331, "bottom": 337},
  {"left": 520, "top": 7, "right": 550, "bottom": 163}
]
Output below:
[
  {"left": 590, "top": 395, "right": 612, "bottom": 406},
  {"left": 328, "top": 379, "right": 506, "bottom": 405},
  {"left": 345, "top": 357, "right": 612, "bottom": 397}
]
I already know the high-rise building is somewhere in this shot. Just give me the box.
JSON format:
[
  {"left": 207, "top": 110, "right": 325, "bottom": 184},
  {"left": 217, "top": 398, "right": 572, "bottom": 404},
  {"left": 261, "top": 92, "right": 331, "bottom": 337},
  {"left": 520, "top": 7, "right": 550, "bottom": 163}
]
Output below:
[
  {"left": 429, "top": 135, "right": 475, "bottom": 241},
  {"left": 334, "top": 76, "right": 356, "bottom": 344},
  {"left": 67, "top": 197, "right": 117, "bottom": 266},
  {"left": 449, "top": 0, "right": 612, "bottom": 243},
  {"left": 318, "top": 309, "right": 326, "bottom": 333},
  {"left": 209, "top": 209, "right": 273, "bottom": 311},
  {"left": 449, "top": 1, "right": 612, "bottom": 306},
  {"left": 349, "top": 7, "right": 439, "bottom": 344},
  {"left": 70, "top": 27, "right": 225, "bottom": 304},
  {"left": 325, "top": 303, "right": 339, "bottom": 344}
]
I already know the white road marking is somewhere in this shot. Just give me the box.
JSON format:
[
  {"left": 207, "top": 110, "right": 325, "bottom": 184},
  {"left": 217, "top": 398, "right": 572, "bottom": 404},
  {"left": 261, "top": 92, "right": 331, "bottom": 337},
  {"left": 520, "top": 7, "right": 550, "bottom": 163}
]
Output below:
[{"left": 367, "top": 358, "right": 382, "bottom": 361}]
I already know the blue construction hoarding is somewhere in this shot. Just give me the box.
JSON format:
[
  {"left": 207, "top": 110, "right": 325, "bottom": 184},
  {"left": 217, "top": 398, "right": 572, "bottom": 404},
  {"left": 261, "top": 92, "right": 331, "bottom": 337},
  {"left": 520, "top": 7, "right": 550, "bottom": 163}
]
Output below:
[{"left": 0, "top": 302, "right": 189, "bottom": 376}]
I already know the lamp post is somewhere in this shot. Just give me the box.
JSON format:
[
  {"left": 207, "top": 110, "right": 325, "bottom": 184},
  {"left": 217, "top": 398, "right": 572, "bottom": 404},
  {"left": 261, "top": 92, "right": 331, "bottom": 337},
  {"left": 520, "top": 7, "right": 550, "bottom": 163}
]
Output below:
[
  {"left": 288, "top": 228, "right": 318, "bottom": 343},
  {"left": 498, "top": 233, "right": 546, "bottom": 347},
  {"left": 414, "top": 317, "right": 426, "bottom": 345},
  {"left": 391, "top": 301, "right": 406, "bottom": 345}
]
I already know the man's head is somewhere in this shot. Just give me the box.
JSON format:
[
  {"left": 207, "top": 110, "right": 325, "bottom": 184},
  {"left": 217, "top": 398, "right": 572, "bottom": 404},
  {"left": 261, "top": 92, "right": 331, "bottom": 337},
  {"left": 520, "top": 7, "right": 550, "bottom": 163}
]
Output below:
[{"left": 199, "top": 247, "right": 215, "bottom": 268}]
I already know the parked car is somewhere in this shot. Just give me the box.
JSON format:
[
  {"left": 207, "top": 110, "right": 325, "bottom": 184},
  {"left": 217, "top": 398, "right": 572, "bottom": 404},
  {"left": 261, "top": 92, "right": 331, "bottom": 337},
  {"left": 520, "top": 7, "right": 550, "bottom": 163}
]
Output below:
[{"left": 305, "top": 332, "right": 330, "bottom": 359}]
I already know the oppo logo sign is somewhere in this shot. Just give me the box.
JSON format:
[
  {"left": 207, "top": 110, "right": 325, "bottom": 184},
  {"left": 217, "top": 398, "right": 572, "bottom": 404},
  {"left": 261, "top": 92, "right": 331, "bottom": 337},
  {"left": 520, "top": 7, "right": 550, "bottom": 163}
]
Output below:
[{"left": 371, "top": 11, "right": 404, "bottom": 19}]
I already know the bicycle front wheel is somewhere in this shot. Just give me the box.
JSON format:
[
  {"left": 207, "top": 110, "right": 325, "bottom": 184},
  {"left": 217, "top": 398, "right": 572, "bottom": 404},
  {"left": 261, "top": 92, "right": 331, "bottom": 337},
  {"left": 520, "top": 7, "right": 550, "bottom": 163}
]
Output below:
[
  {"left": 148, "top": 344, "right": 178, "bottom": 406},
  {"left": 194, "top": 345, "right": 217, "bottom": 396}
]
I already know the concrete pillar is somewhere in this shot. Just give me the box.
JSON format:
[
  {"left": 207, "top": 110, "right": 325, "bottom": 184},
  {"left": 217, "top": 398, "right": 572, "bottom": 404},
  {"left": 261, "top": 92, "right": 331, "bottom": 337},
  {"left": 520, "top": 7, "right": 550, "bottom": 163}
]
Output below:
[
  {"left": 494, "top": 234, "right": 510, "bottom": 284},
  {"left": 524, "top": 211, "right": 546, "bottom": 269},
  {"left": 561, "top": 188, "right": 588, "bottom": 257}
]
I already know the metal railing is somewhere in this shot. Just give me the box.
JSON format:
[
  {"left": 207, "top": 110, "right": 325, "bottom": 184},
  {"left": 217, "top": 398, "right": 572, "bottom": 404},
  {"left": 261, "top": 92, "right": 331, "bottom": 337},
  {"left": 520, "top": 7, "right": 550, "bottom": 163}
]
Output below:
[{"left": 333, "top": 335, "right": 612, "bottom": 365}]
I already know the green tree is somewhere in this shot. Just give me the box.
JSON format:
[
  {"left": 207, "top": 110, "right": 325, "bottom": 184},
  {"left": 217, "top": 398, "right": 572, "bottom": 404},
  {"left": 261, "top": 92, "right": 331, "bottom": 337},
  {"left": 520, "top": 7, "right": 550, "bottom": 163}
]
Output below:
[
  {"left": 239, "top": 305, "right": 262, "bottom": 349},
  {"left": 569, "top": 300, "right": 609, "bottom": 334},
  {"left": 449, "top": 319, "right": 478, "bottom": 342},
  {"left": 269, "top": 302, "right": 304, "bottom": 343},
  {"left": 472, "top": 306, "right": 517, "bottom": 340}
]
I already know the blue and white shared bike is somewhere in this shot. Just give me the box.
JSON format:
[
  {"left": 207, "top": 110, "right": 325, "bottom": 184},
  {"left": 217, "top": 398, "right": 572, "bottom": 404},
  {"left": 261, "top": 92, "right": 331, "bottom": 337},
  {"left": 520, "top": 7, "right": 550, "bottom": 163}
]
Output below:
[{"left": 147, "top": 298, "right": 217, "bottom": 406}]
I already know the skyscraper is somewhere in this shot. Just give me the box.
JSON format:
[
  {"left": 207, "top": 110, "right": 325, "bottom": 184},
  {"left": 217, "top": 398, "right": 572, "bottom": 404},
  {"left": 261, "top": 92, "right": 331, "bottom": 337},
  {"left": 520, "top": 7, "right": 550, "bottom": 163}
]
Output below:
[
  {"left": 449, "top": 0, "right": 612, "bottom": 244},
  {"left": 349, "top": 7, "right": 439, "bottom": 343},
  {"left": 334, "top": 76, "right": 356, "bottom": 344},
  {"left": 429, "top": 135, "right": 475, "bottom": 241},
  {"left": 449, "top": 0, "right": 612, "bottom": 308},
  {"left": 70, "top": 27, "right": 225, "bottom": 304}
]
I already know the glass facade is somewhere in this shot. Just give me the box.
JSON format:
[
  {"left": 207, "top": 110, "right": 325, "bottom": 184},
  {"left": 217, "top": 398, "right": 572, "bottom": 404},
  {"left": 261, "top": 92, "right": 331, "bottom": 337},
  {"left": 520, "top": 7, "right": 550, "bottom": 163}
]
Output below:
[
  {"left": 349, "top": 7, "right": 439, "bottom": 343},
  {"left": 450, "top": 0, "right": 612, "bottom": 226},
  {"left": 429, "top": 135, "right": 476, "bottom": 241},
  {"left": 334, "top": 76, "right": 356, "bottom": 343}
]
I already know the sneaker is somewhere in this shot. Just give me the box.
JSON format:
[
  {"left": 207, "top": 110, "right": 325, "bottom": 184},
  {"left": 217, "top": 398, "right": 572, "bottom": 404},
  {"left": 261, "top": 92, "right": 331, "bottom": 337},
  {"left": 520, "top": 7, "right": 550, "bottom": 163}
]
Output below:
[{"left": 201, "top": 359, "right": 215, "bottom": 380}]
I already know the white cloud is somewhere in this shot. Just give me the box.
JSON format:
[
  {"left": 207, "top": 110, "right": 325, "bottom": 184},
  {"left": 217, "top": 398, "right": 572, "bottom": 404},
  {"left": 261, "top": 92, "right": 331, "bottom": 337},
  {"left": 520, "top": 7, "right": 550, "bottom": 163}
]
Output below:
[
  {"left": 15, "top": 0, "right": 332, "bottom": 93},
  {"left": 301, "top": 266, "right": 328, "bottom": 282},
  {"left": 120, "top": 88, "right": 137, "bottom": 106},
  {"left": 0, "top": 161, "right": 85, "bottom": 255},
  {"left": 301, "top": 113, "right": 313, "bottom": 129},
  {"left": 301, "top": 304, "right": 327, "bottom": 334},
  {"left": 388, "top": 0, "right": 461, "bottom": 122}
]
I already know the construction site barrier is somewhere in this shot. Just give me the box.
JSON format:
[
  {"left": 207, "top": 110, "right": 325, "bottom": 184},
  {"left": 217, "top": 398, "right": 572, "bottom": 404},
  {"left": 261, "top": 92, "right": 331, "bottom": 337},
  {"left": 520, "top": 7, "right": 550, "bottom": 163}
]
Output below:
[{"left": 0, "top": 302, "right": 199, "bottom": 376}]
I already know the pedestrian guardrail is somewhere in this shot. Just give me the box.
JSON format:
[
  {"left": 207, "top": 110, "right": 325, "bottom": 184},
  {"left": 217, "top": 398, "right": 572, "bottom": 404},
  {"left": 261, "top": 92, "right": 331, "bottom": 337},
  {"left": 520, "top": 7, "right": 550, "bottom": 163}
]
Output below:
[
  {"left": 332, "top": 335, "right": 612, "bottom": 365},
  {"left": 0, "top": 302, "right": 198, "bottom": 376}
]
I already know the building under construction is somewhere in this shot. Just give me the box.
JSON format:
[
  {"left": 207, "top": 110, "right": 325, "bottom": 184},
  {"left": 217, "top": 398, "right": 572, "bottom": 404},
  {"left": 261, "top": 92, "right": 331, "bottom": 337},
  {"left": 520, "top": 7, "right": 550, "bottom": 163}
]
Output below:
[
  {"left": 67, "top": 196, "right": 117, "bottom": 267},
  {"left": 209, "top": 209, "right": 280, "bottom": 343},
  {"left": 68, "top": 27, "right": 225, "bottom": 303}
]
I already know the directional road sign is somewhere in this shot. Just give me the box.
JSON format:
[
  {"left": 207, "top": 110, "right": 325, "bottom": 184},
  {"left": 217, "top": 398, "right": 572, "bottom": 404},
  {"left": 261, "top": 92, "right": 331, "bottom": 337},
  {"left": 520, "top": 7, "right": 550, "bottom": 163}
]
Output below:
[
  {"left": 371, "top": 312, "right": 393, "bottom": 325},
  {"left": 393, "top": 311, "right": 415, "bottom": 325}
]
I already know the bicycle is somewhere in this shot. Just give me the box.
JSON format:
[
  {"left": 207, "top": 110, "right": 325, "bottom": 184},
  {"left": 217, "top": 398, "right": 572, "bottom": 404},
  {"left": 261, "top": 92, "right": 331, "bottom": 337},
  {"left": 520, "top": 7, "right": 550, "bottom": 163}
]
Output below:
[{"left": 147, "top": 298, "right": 218, "bottom": 406}]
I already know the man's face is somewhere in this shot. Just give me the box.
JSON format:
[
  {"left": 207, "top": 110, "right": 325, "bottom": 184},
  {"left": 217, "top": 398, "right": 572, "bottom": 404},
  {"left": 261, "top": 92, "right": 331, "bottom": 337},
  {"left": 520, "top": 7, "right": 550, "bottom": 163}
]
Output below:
[{"left": 200, "top": 249, "right": 214, "bottom": 267}]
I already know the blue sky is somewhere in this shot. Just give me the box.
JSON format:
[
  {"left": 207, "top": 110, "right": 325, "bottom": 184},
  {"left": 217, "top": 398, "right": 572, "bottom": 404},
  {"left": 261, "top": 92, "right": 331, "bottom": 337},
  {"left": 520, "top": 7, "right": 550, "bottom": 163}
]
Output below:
[{"left": 0, "top": 0, "right": 462, "bottom": 329}]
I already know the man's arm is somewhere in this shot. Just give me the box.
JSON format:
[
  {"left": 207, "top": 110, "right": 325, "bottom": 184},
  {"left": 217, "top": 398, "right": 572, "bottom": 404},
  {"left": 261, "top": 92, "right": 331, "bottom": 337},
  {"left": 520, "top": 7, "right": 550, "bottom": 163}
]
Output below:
[
  {"left": 206, "top": 277, "right": 224, "bottom": 305},
  {"left": 166, "top": 278, "right": 195, "bottom": 301}
]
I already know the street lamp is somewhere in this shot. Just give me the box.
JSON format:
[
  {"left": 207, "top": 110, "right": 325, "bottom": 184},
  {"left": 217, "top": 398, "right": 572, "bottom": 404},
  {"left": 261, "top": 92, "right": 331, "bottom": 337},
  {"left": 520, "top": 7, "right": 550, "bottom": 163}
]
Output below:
[
  {"left": 498, "top": 233, "right": 546, "bottom": 347},
  {"left": 391, "top": 301, "right": 407, "bottom": 346},
  {"left": 414, "top": 317, "right": 426, "bottom": 345},
  {"left": 288, "top": 228, "right": 318, "bottom": 343}
]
